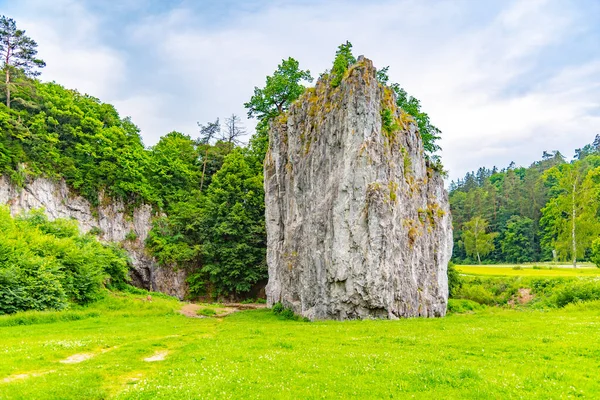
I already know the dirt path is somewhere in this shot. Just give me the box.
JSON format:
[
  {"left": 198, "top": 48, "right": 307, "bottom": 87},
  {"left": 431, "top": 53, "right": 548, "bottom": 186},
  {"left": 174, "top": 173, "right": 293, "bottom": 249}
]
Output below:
[{"left": 179, "top": 303, "right": 267, "bottom": 318}]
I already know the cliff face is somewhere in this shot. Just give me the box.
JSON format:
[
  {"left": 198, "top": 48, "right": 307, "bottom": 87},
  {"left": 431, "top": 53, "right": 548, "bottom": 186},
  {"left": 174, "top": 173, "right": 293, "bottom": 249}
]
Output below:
[
  {"left": 0, "top": 176, "right": 187, "bottom": 299},
  {"left": 264, "top": 57, "right": 452, "bottom": 320}
]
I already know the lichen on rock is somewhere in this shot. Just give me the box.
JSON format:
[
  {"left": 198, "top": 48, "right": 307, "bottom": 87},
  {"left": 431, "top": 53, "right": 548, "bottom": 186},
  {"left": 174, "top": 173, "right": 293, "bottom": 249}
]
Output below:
[{"left": 264, "top": 56, "right": 452, "bottom": 320}]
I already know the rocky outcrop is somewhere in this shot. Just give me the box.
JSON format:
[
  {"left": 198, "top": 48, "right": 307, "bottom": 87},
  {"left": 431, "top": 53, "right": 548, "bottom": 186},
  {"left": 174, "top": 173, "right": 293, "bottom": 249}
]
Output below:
[
  {"left": 0, "top": 176, "right": 187, "bottom": 299},
  {"left": 264, "top": 57, "right": 452, "bottom": 320}
]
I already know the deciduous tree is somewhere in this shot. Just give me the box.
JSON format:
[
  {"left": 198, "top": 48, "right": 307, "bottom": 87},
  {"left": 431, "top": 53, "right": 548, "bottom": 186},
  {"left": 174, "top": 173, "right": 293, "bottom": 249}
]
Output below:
[{"left": 462, "top": 217, "right": 498, "bottom": 264}]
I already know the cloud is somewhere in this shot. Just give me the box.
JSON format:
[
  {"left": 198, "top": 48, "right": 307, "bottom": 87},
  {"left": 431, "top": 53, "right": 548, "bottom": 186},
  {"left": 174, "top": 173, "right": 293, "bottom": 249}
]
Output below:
[
  {"left": 5, "top": 0, "right": 126, "bottom": 100},
  {"left": 3, "top": 0, "right": 599, "bottom": 180}
]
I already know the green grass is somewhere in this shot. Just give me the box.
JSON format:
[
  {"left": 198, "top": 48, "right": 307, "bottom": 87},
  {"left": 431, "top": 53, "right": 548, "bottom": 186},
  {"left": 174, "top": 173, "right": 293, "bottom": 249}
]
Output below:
[
  {"left": 457, "top": 263, "right": 600, "bottom": 277},
  {"left": 1, "top": 292, "right": 600, "bottom": 399}
]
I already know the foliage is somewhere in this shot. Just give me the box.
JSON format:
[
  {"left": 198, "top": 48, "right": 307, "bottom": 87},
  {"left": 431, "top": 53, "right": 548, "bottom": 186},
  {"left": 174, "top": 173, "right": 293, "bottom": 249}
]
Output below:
[
  {"left": 540, "top": 156, "right": 600, "bottom": 266},
  {"left": 551, "top": 280, "right": 600, "bottom": 307},
  {"left": 376, "top": 62, "right": 442, "bottom": 156},
  {"left": 446, "top": 298, "right": 483, "bottom": 313},
  {"left": 0, "top": 80, "right": 156, "bottom": 207},
  {"left": 461, "top": 217, "right": 498, "bottom": 264},
  {"left": 380, "top": 107, "right": 398, "bottom": 136},
  {"left": 391, "top": 83, "right": 441, "bottom": 155},
  {"left": 501, "top": 216, "right": 535, "bottom": 263},
  {"left": 244, "top": 57, "right": 312, "bottom": 121},
  {"left": 331, "top": 40, "right": 356, "bottom": 87},
  {"left": 0, "top": 16, "right": 46, "bottom": 108},
  {"left": 191, "top": 149, "right": 267, "bottom": 295},
  {"left": 591, "top": 238, "right": 600, "bottom": 268},
  {"left": 447, "top": 262, "right": 462, "bottom": 297},
  {"left": 0, "top": 207, "right": 130, "bottom": 314},
  {"left": 448, "top": 141, "right": 599, "bottom": 265}
]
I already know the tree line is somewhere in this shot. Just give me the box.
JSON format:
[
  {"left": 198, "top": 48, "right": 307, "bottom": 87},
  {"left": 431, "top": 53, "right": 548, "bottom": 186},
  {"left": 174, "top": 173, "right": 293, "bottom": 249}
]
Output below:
[{"left": 450, "top": 137, "right": 600, "bottom": 267}]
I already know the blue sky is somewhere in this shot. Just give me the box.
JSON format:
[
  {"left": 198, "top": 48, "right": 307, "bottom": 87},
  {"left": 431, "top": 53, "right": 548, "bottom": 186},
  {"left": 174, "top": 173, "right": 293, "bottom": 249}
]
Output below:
[{"left": 1, "top": 0, "right": 599, "bottom": 180}]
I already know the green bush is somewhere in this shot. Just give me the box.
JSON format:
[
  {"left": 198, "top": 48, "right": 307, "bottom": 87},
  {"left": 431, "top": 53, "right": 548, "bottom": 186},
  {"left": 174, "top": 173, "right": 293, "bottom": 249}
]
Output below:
[
  {"left": 197, "top": 308, "right": 217, "bottom": 317},
  {"left": 272, "top": 302, "right": 284, "bottom": 314},
  {"left": 447, "top": 299, "right": 484, "bottom": 313},
  {"left": 457, "top": 284, "right": 496, "bottom": 306},
  {"left": 0, "top": 207, "right": 131, "bottom": 314},
  {"left": 550, "top": 280, "right": 600, "bottom": 308},
  {"left": 447, "top": 262, "right": 462, "bottom": 297},
  {"left": 591, "top": 238, "right": 600, "bottom": 268}
]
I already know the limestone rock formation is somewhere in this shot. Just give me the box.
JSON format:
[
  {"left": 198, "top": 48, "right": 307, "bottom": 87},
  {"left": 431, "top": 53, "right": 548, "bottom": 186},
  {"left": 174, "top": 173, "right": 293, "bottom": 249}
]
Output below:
[
  {"left": 264, "top": 57, "right": 452, "bottom": 320},
  {"left": 0, "top": 176, "right": 187, "bottom": 299}
]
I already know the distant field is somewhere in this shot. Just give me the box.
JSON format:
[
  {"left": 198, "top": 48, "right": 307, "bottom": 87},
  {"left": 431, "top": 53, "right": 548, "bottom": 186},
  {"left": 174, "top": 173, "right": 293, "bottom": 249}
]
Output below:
[
  {"left": 457, "top": 264, "right": 600, "bottom": 277},
  {"left": 1, "top": 292, "right": 600, "bottom": 399}
]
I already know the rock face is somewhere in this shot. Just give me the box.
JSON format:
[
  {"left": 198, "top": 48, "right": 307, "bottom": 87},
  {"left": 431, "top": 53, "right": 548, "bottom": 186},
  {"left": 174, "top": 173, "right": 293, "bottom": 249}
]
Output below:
[
  {"left": 264, "top": 57, "right": 452, "bottom": 320},
  {"left": 0, "top": 176, "right": 187, "bottom": 299}
]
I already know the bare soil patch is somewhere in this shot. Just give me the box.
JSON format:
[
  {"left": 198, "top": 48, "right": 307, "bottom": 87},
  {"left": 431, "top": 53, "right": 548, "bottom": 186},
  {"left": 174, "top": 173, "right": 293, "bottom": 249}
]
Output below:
[
  {"left": 60, "top": 353, "right": 95, "bottom": 364},
  {"left": 179, "top": 302, "right": 267, "bottom": 318},
  {"left": 144, "top": 351, "right": 168, "bottom": 362}
]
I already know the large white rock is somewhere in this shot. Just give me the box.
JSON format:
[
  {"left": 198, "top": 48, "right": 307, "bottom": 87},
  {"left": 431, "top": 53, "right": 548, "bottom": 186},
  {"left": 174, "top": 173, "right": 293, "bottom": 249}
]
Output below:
[
  {"left": 0, "top": 175, "right": 187, "bottom": 298},
  {"left": 264, "top": 57, "right": 452, "bottom": 319}
]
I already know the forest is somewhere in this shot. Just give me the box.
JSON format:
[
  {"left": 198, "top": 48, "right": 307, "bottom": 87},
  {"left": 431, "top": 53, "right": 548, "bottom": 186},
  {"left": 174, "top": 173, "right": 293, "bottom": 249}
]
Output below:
[{"left": 449, "top": 138, "right": 600, "bottom": 266}]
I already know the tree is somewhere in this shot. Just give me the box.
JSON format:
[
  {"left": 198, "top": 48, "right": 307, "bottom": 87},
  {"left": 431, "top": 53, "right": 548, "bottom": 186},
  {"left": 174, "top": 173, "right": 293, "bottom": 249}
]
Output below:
[
  {"left": 376, "top": 63, "right": 442, "bottom": 155},
  {"left": 244, "top": 57, "right": 312, "bottom": 122},
  {"left": 501, "top": 216, "right": 535, "bottom": 263},
  {"left": 195, "top": 149, "right": 267, "bottom": 295},
  {"left": 461, "top": 217, "right": 498, "bottom": 264},
  {"left": 574, "top": 134, "right": 600, "bottom": 160},
  {"left": 223, "top": 114, "right": 246, "bottom": 145},
  {"left": 148, "top": 131, "right": 201, "bottom": 209},
  {"left": 198, "top": 119, "right": 221, "bottom": 191},
  {"left": 0, "top": 16, "right": 45, "bottom": 108},
  {"left": 541, "top": 158, "right": 600, "bottom": 267},
  {"left": 331, "top": 40, "right": 356, "bottom": 87}
]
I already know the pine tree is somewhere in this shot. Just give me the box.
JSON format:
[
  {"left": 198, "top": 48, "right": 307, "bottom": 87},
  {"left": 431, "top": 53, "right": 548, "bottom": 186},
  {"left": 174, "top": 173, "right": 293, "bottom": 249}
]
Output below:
[{"left": 0, "top": 16, "right": 45, "bottom": 108}]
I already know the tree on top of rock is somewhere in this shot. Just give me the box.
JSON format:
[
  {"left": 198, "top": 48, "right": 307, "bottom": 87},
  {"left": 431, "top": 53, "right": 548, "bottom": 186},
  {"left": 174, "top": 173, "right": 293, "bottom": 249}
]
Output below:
[
  {"left": 245, "top": 57, "right": 312, "bottom": 121},
  {"left": 0, "top": 16, "right": 46, "bottom": 108},
  {"left": 245, "top": 57, "right": 312, "bottom": 162},
  {"left": 331, "top": 40, "right": 356, "bottom": 87}
]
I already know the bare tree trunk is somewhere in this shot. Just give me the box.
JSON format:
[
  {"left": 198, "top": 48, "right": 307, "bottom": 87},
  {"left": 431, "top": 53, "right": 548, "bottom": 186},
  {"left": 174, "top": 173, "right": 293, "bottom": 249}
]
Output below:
[
  {"left": 572, "top": 180, "right": 577, "bottom": 268},
  {"left": 477, "top": 252, "right": 481, "bottom": 265},
  {"left": 5, "top": 67, "right": 10, "bottom": 109}
]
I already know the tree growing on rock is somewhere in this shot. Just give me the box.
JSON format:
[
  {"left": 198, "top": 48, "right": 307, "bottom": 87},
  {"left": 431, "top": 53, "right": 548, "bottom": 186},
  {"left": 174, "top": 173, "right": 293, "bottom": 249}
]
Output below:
[
  {"left": 245, "top": 57, "right": 312, "bottom": 121},
  {"left": 245, "top": 57, "right": 312, "bottom": 163},
  {"left": 331, "top": 40, "right": 356, "bottom": 87},
  {"left": 0, "top": 16, "right": 45, "bottom": 108}
]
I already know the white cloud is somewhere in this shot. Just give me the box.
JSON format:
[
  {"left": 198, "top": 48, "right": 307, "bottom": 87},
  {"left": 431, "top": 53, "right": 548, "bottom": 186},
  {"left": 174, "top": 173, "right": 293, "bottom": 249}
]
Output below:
[{"left": 7, "top": 0, "right": 126, "bottom": 100}]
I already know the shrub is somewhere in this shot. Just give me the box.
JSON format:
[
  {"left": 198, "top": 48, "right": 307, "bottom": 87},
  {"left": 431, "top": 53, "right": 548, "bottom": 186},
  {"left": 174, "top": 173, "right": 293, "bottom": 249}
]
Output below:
[
  {"left": 550, "top": 280, "right": 600, "bottom": 308},
  {"left": 447, "top": 299, "right": 484, "bottom": 313},
  {"left": 125, "top": 230, "right": 138, "bottom": 241},
  {"left": 457, "top": 285, "right": 496, "bottom": 306},
  {"left": 447, "top": 262, "right": 462, "bottom": 298},
  {"left": 272, "top": 302, "right": 284, "bottom": 314},
  {"left": 197, "top": 308, "right": 217, "bottom": 317},
  {"left": 0, "top": 207, "right": 131, "bottom": 314},
  {"left": 591, "top": 238, "right": 600, "bottom": 268}
]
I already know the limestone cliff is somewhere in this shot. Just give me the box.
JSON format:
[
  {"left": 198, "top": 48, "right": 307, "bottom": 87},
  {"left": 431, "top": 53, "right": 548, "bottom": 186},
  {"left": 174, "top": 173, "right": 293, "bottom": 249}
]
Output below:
[
  {"left": 264, "top": 57, "right": 452, "bottom": 320},
  {"left": 0, "top": 176, "right": 187, "bottom": 299}
]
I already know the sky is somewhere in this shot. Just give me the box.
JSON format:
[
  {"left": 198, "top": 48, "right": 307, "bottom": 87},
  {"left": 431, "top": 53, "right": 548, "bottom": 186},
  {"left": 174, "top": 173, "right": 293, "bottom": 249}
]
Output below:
[{"left": 1, "top": 0, "right": 599, "bottom": 180}]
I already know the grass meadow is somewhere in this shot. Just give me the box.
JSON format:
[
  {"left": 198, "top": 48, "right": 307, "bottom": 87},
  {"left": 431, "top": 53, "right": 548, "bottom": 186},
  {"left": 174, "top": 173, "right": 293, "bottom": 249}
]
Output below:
[{"left": 1, "top": 266, "right": 600, "bottom": 399}]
